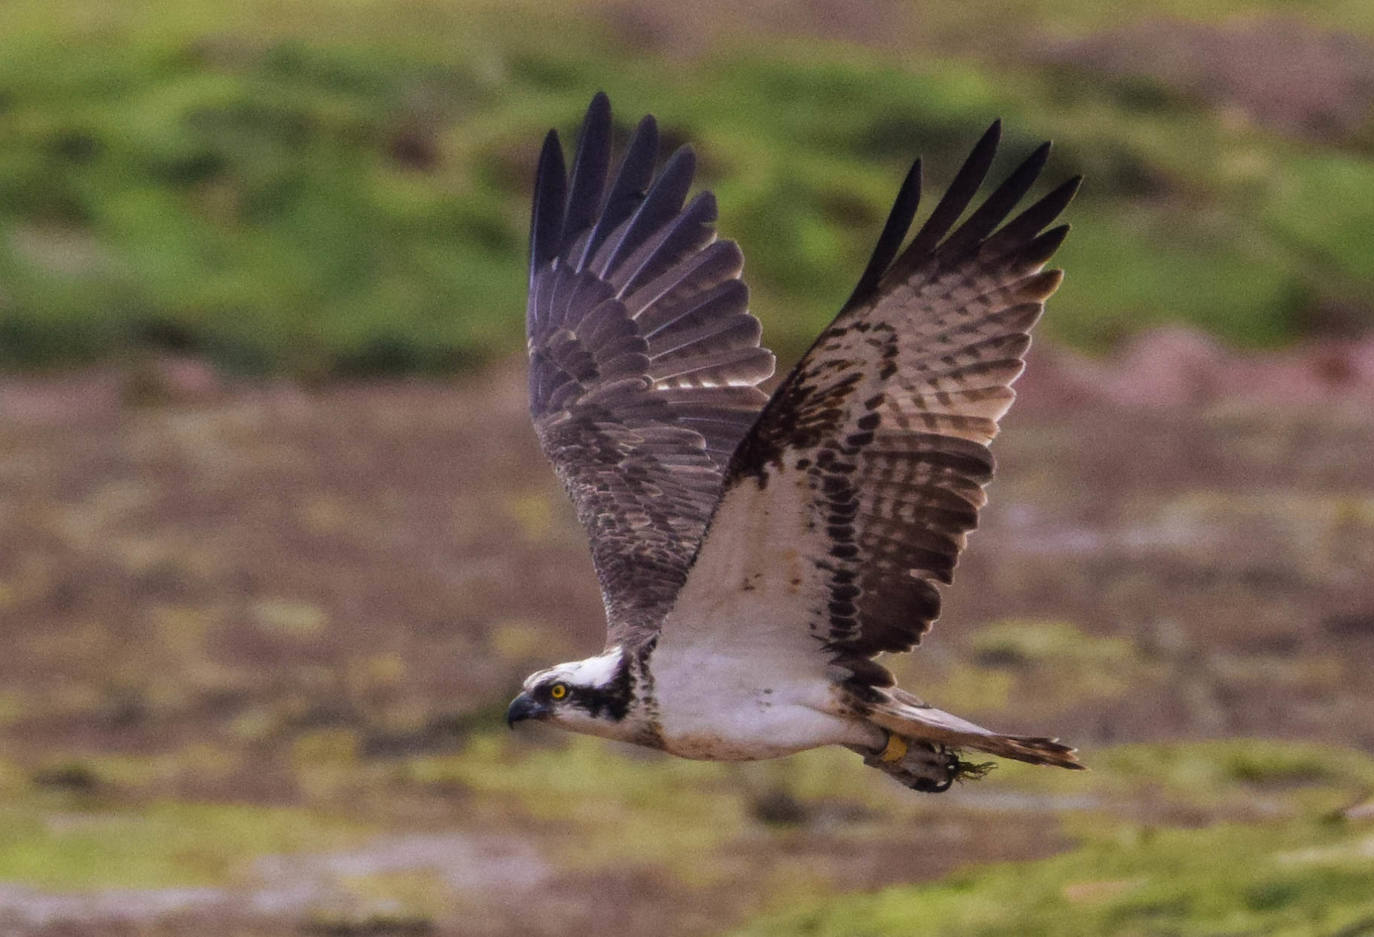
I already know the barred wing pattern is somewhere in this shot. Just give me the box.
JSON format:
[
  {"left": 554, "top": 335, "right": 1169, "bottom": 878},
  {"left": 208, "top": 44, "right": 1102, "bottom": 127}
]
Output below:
[
  {"left": 527, "top": 93, "right": 776, "bottom": 643},
  {"left": 667, "top": 123, "right": 1079, "bottom": 686}
]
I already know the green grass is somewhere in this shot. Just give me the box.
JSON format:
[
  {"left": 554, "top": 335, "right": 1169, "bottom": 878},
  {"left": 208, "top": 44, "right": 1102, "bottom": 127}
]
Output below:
[
  {"left": 0, "top": 799, "right": 367, "bottom": 888},
  {"left": 0, "top": 0, "right": 1370, "bottom": 374},
  {"left": 721, "top": 740, "right": 1374, "bottom": 937},
  {"left": 966, "top": 0, "right": 1374, "bottom": 37},
  {"left": 5, "top": 732, "right": 1374, "bottom": 937},
  {"left": 723, "top": 741, "right": 1374, "bottom": 937},
  {"left": 730, "top": 819, "right": 1374, "bottom": 937}
]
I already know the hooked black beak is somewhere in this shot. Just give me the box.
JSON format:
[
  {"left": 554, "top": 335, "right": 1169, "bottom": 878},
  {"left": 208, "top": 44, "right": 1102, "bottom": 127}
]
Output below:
[{"left": 506, "top": 692, "right": 548, "bottom": 728}]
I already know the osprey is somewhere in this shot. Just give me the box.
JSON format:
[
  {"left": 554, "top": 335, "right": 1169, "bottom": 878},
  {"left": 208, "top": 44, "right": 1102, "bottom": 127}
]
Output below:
[{"left": 507, "top": 93, "right": 1084, "bottom": 791}]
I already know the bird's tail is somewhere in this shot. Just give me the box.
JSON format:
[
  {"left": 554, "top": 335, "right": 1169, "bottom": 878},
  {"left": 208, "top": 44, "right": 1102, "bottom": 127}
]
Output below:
[{"left": 857, "top": 687, "right": 1083, "bottom": 783}]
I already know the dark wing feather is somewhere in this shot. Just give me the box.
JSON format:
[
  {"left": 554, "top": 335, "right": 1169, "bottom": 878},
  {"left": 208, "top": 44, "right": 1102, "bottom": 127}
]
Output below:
[
  {"left": 527, "top": 93, "right": 776, "bottom": 644},
  {"left": 668, "top": 126, "right": 1079, "bottom": 684},
  {"left": 844, "top": 159, "right": 922, "bottom": 311}
]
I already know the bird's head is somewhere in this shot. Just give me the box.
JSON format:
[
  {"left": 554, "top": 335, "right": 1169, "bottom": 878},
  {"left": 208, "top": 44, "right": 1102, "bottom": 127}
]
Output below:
[{"left": 507, "top": 646, "right": 637, "bottom": 740}]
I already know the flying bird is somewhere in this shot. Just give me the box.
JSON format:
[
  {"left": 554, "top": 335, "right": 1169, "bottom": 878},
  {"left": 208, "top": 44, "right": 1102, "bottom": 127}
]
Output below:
[{"left": 507, "top": 93, "right": 1084, "bottom": 791}]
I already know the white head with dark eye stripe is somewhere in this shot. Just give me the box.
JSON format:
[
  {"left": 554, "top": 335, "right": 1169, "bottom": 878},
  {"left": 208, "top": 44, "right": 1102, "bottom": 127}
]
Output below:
[{"left": 507, "top": 647, "right": 639, "bottom": 740}]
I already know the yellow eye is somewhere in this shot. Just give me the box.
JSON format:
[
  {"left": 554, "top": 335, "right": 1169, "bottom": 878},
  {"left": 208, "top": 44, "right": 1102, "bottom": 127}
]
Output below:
[{"left": 549, "top": 683, "right": 568, "bottom": 700}]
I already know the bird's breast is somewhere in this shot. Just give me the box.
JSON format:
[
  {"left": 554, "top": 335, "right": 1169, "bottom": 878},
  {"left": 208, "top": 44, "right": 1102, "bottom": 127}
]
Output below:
[{"left": 645, "top": 641, "right": 859, "bottom": 761}]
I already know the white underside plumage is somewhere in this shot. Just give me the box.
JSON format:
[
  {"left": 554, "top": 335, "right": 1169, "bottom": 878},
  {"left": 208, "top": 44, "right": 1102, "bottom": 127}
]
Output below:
[
  {"left": 645, "top": 468, "right": 887, "bottom": 760},
  {"left": 650, "top": 637, "right": 884, "bottom": 760}
]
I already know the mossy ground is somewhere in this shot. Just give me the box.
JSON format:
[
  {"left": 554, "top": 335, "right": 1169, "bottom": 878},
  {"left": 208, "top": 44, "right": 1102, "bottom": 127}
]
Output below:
[
  {"left": 3, "top": 365, "right": 1374, "bottom": 935},
  {"left": 733, "top": 818, "right": 1374, "bottom": 937},
  {"left": 5, "top": 731, "right": 1374, "bottom": 934}
]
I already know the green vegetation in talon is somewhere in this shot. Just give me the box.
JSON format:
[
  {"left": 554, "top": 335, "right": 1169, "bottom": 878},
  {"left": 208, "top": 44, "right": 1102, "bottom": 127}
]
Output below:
[{"left": 0, "top": 1, "right": 1371, "bottom": 375}]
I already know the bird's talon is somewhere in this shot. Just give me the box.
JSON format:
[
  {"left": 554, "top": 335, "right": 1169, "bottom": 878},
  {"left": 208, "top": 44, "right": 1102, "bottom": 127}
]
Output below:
[{"left": 879, "top": 732, "right": 908, "bottom": 763}]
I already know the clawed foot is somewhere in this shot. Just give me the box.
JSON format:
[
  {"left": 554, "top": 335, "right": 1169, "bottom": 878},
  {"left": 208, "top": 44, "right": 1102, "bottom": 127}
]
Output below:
[{"left": 851, "top": 732, "right": 994, "bottom": 793}]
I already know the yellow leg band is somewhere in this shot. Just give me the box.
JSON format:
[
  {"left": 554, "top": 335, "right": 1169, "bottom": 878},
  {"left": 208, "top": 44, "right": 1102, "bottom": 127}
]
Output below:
[{"left": 879, "top": 732, "right": 908, "bottom": 763}]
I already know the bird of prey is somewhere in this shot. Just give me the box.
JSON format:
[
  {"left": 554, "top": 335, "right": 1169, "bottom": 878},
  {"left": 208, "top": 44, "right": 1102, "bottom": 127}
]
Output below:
[{"left": 507, "top": 93, "right": 1084, "bottom": 791}]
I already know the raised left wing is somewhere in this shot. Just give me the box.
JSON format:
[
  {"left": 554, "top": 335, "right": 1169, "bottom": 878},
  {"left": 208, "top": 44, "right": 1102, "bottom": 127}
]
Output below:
[
  {"left": 663, "top": 123, "right": 1079, "bottom": 687},
  {"left": 527, "top": 94, "right": 776, "bottom": 644}
]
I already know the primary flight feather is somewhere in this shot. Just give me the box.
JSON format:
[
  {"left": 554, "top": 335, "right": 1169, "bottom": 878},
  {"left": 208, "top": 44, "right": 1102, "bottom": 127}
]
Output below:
[{"left": 509, "top": 92, "right": 1084, "bottom": 790}]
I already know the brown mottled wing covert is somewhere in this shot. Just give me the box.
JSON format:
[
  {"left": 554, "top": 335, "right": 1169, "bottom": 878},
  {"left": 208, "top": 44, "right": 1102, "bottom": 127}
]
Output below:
[
  {"left": 527, "top": 93, "right": 776, "bottom": 644},
  {"left": 669, "top": 122, "right": 1079, "bottom": 684}
]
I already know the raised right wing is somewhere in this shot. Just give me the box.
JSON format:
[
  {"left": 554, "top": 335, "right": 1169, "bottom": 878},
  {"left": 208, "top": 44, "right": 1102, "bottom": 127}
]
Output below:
[{"left": 663, "top": 123, "right": 1079, "bottom": 688}]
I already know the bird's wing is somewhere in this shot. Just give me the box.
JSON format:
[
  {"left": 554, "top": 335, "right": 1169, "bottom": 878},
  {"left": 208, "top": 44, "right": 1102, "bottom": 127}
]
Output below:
[
  {"left": 527, "top": 93, "right": 776, "bottom": 645},
  {"left": 662, "top": 123, "right": 1078, "bottom": 689}
]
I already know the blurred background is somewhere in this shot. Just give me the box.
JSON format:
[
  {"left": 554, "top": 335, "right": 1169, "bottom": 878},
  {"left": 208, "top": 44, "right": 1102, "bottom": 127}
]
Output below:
[{"left": 1, "top": 0, "right": 1373, "bottom": 934}]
